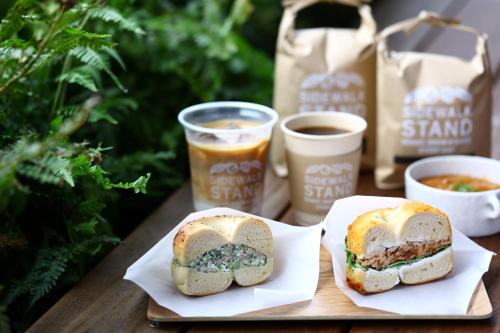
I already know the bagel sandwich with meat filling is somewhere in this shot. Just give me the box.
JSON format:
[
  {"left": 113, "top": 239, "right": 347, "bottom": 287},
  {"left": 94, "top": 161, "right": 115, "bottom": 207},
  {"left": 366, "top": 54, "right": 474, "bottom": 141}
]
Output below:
[
  {"left": 345, "top": 201, "right": 453, "bottom": 294},
  {"left": 171, "top": 215, "right": 273, "bottom": 296}
]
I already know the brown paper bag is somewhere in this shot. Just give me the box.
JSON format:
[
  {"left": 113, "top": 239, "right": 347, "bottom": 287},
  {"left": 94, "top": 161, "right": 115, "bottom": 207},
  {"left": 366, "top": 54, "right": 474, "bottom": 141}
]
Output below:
[
  {"left": 271, "top": 0, "right": 377, "bottom": 177},
  {"left": 376, "top": 11, "right": 493, "bottom": 189}
]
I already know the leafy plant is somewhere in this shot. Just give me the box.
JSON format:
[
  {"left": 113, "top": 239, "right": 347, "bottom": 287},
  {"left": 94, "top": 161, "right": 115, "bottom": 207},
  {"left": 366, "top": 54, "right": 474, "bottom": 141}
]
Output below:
[
  {"left": 90, "top": 0, "right": 276, "bottom": 230},
  {"left": 0, "top": 1, "right": 153, "bottom": 331},
  {"left": 0, "top": 0, "right": 277, "bottom": 331}
]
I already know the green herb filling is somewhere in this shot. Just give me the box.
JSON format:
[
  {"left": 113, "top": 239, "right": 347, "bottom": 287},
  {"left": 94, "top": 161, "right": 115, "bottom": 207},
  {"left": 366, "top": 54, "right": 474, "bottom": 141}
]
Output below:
[{"left": 174, "top": 244, "right": 267, "bottom": 273}]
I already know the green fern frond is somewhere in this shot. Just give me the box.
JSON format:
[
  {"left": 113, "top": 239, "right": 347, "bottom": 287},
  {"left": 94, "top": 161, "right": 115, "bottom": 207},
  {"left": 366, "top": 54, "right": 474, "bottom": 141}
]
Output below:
[
  {"left": 78, "top": 198, "right": 105, "bottom": 216},
  {"left": 73, "top": 218, "right": 98, "bottom": 236},
  {"left": 38, "top": 153, "right": 80, "bottom": 188},
  {"left": 57, "top": 65, "right": 99, "bottom": 92},
  {"left": 97, "top": 97, "right": 138, "bottom": 111},
  {"left": 69, "top": 47, "right": 110, "bottom": 71},
  {"left": 55, "top": 105, "right": 81, "bottom": 117},
  {"left": 0, "top": 0, "right": 41, "bottom": 39},
  {"left": 89, "top": 107, "right": 118, "bottom": 124},
  {"left": 70, "top": 153, "right": 92, "bottom": 176},
  {"left": 71, "top": 154, "right": 150, "bottom": 193},
  {"left": 5, "top": 247, "right": 72, "bottom": 309},
  {"left": 69, "top": 47, "right": 126, "bottom": 92},
  {"left": 51, "top": 28, "right": 115, "bottom": 54},
  {"left": 102, "top": 47, "right": 125, "bottom": 70},
  {"left": 88, "top": 6, "right": 145, "bottom": 35},
  {"left": 50, "top": 115, "right": 64, "bottom": 131},
  {"left": 0, "top": 38, "right": 32, "bottom": 54},
  {"left": 27, "top": 51, "right": 54, "bottom": 73},
  {"left": 111, "top": 172, "right": 151, "bottom": 194},
  {"left": 88, "top": 96, "right": 139, "bottom": 124},
  {"left": 71, "top": 234, "right": 120, "bottom": 256},
  {"left": 16, "top": 164, "right": 61, "bottom": 185},
  {"left": 102, "top": 66, "right": 126, "bottom": 92},
  {"left": 17, "top": 154, "right": 75, "bottom": 187},
  {"left": 48, "top": 157, "right": 74, "bottom": 187}
]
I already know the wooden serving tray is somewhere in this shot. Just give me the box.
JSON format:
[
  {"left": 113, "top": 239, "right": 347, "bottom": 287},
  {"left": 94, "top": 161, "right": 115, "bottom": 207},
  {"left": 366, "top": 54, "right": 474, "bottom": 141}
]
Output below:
[{"left": 147, "top": 246, "right": 492, "bottom": 322}]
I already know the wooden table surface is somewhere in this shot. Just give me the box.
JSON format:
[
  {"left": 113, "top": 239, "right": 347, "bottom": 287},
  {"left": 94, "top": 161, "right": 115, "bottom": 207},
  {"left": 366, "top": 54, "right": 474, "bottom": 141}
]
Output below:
[{"left": 28, "top": 169, "right": 499, "bottom": 333}]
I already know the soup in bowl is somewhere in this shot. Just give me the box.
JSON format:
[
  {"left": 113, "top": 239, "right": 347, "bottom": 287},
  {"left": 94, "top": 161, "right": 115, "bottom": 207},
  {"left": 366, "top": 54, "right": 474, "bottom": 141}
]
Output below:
[
  {"left": 419, "top": 175, "right": 500, "bottom": 192},
  {"left": 405, "top": 155, "right": 500, "bottom": 237}
]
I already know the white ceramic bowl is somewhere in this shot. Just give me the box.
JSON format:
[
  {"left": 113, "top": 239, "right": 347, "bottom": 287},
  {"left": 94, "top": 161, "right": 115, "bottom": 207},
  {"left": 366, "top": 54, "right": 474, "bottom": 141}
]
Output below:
[{"left": 405, "top": 155, "right": 500, "bottom": 237}]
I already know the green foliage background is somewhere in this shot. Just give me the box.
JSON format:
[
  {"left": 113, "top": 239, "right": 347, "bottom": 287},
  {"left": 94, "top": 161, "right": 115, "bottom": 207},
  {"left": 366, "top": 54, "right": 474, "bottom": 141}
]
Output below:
[
  {"left": 0, "top": 0, "right": 281, "bottom": 331},
  {"left": 0, "top": 0, "right": 361, "bottom": 331}
]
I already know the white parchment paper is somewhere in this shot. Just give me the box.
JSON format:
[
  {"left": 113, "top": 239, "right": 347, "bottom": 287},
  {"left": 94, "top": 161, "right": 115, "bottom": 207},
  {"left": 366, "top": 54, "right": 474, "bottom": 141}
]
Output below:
[
  {"left": 322, "top": 195, "right": 495, "bottom": 315},
  {"left": 124, "top": 207, "right": 323, "bottom": 317}
]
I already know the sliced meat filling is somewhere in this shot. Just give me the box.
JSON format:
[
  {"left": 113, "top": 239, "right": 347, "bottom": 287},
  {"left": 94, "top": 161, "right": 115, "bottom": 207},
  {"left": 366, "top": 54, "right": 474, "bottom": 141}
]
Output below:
[{"left": 358, "top": 239, "right": 451, "bottom": 270}]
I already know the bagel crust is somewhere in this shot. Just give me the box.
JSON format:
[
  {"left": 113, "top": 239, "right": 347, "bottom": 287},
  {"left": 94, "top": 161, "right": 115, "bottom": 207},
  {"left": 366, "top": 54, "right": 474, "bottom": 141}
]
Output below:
[
  {"left": 345, "top": 201, "right": 453, "bottom": 294},
  {"left": 347, "top": 201, "right": 450, "bottom": 257},
  {"left": 171, "top": 215, "right": 273, "bottom": 296}
]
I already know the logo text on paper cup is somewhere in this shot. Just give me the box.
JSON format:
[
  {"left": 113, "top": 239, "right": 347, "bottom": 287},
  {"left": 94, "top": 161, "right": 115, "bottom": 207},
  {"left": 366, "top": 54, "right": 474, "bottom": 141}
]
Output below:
[{"left": 303, "top": 162, "right": 354, "bottom": 210}]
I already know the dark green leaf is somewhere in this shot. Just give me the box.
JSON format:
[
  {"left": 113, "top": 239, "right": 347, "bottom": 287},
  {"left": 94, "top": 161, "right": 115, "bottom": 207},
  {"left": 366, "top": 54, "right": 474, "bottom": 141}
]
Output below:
[
  {"left": 88, "top": 6, "right": 145, "bottom": 35},
  {"left": 78, "top": 198, "right": 106, "bottom": 216},
  {"left": 5, "top": 247, "right": 72, "bottom": 309},
  {"left": 73, "top": 218, "right": 99, "bottom": 235},
  {"left": 89, "top": 107, "right": 118, "bottom": 124},
  {"left": 51, "top": 28, "right": 115, "bottom": 53},
  {"left": 0, "top": 0, "right": 41, "bottom": 39},
  {"left": 57, "top": 65, "right": 99, "bottom": 92}
]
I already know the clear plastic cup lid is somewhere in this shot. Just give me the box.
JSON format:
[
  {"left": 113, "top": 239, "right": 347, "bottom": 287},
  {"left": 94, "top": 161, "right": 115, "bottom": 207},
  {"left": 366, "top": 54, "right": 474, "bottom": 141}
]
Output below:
[{"left": 178, "top": 101, "right": 278, "bottom": 135}]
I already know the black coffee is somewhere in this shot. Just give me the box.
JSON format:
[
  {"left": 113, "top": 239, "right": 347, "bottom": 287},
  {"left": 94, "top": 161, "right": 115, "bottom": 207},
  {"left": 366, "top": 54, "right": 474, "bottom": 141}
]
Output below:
[{"left": 294, "top": 126, "right": 350, "bottom": 135}]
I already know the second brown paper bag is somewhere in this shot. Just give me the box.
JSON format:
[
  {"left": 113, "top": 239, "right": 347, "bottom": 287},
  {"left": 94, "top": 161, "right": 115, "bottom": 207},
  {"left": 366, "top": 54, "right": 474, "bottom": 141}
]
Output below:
[
  {"left": 271, "top": 0, "right": 377, "bottom": 177},
  {"left": 376, "top": 11, "right": 493, "bottom": 189}
]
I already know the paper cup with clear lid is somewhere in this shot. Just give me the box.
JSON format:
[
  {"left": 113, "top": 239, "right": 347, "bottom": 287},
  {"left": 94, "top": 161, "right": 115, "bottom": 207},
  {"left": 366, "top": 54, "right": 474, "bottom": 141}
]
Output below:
[{"left": 178, "top": 101, "right": 278, "bottom": 214}]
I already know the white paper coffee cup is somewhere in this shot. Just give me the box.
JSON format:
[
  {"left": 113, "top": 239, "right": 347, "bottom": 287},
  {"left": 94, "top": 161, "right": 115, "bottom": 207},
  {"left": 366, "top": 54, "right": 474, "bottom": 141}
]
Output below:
[{"left": 281, "top": 112, "right": 367, "bottom": 226}]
